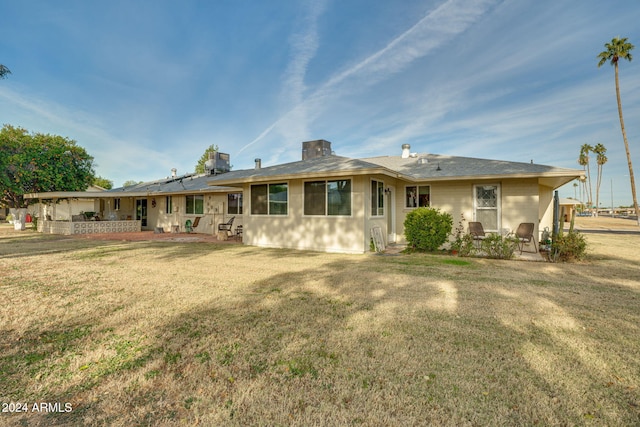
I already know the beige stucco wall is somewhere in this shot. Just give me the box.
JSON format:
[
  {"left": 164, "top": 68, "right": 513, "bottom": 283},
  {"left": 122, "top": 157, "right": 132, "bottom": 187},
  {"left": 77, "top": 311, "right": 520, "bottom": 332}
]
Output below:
[
  {"left": 152, "top": 194, "right": 242, "bottom": 234},
  {"left": 223, "top": 175, "right": 555, "bottom": 253},
  {"left": 393, "top": 178, "right": 548, "bottom": 246},
  {"left": 242, "top": 177, "right": 367, "bottom": 253}
]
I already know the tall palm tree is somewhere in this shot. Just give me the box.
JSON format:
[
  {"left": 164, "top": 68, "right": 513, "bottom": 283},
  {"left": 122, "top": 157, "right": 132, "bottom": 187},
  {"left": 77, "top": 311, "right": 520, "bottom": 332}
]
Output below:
[
  {"left": 578, "top": 144, "right": 593, "bottom": 210},
  {"left": 593, "top": 143, "right": 608, "bottom": 217},
  {"left": 598, "top": 37, "right": 639, "bottom": 226},
  {"left": 0, "top": 64, "right": 11, "bottom": 79}
]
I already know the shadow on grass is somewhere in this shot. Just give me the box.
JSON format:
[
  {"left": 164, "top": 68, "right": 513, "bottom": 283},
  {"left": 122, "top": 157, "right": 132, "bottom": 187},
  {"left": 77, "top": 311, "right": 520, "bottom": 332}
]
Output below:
[{"left": 3, "top": 249, "right": 639, "bottom": 425}]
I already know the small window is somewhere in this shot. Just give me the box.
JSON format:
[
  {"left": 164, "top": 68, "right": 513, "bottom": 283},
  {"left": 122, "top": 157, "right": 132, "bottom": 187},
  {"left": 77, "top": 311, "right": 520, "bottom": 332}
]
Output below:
[
  {"left": 186, "top": 195, "right": 204, "bottom": 214},
  {"left": 304, "top": 179, "right": 351, "bottom": 216},
  {"left": 371, "top": 180, "right": 384, "bottom": 216},
  {"left": 165, "top": 196, "right": 173, "bottom": 214},
  {"left": 228, "top": 193, "right": 243, "bottom": 215},
  {"left": 405, "top": 185, "right": 430, "bottom": 208},
  {"left": 251, "top": 183, "right": 288, "bottom": 215},
  {"left": 114, "top": 198, "right": 121, "bottom": 211}
]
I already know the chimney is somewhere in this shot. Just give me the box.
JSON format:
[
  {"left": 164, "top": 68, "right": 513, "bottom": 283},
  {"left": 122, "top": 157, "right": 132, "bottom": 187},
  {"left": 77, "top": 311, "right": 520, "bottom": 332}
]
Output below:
[
  {"left": 401, "top": 144, "right": 411, "bottom": 159},
  {"left": 255, "top": 158, "right": 262, "bottom": 169},
  {"left": 171, "top": 168, "right": 177, "bottom": 177}
]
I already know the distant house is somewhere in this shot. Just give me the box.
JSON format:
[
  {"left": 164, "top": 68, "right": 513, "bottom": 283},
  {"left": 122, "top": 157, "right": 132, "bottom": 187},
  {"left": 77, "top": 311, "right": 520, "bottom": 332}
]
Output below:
[
  {"left": 26, "top": 140, "right": 584, "bottom": 252},
  {"left": 203, "top": 140, "right": 584, "bottom": 253}
]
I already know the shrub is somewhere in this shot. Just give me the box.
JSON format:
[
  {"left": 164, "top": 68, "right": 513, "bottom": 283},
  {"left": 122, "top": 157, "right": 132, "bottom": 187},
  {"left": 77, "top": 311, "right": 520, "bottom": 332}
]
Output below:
[
  {"left": 404, "top": 207, "right": 453, "bottom": 252},
  {"left": 450, "top": 214, "right": 476, "bottom": 257},
  {"left": 551, "top": 231, "right": 587, "bottom": 262},
  {"left": 455, "top": 234, "right": 476, "bottom": 257},
  {"left": 480, "top": 234, "right": 519, "bottom": 259}
]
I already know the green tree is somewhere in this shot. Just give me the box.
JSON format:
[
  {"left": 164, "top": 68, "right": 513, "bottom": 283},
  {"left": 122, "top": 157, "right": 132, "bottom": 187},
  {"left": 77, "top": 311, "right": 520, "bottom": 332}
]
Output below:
[
  {"left": 598, "top": 37, "right": 639, "bottom": 226},
  {"left": 195, "top": 144, "right": 219, "bottom": 174},
  {"left": 122, "top": 180, "right": 143, "bottom": 188},
  {"left": 0, "top": 125, "right": 95, "bottom": 208},
  {"left": 0, "top": 64, "right": 10, "bottom": 79},
  {"left": 93, "top": 176, "right": 113, "bottom": 190},
  {"left": 593, "top": 143, "right": 608, "bottom": 216},
  {"left": 578, "top": 144, "right": 593, "bottom": 209}
]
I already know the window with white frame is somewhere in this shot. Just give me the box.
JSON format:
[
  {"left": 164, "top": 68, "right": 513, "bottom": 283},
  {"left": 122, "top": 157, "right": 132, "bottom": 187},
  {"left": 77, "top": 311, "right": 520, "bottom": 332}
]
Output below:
[
  {"left": 228, "top": 193, "right": 243, "bottom": 215},
  {"left": 251, "top": 183, "right": 288, "bottom": 215},
  {"left": 186, "top": 195, "right": 204, "bottom": 214},
  {"left": 474, "top": 184, "right": 500, "bottom": 231},
  {"left": 371, "top": 180, "right": 384, "bottom": 216},
  {"left": 405, "top": 185, "right": 430, "bottom": 208},
  {"left": 304, "top": 179, "right": 351, "bottom": 216}
]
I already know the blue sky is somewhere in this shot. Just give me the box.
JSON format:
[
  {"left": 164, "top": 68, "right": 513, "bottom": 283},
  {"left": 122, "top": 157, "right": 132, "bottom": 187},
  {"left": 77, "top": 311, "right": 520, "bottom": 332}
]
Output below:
[{"left": 1, "top": 0, "right": 639, "bottom": 206}]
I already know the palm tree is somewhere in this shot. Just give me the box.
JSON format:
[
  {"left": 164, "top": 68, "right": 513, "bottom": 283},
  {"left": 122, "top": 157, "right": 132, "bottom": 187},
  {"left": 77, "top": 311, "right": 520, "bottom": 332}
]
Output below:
[
  {"left": 0, "top": 64, "right": 11, "bottom": 79},
  {"left": 578, "top": 144, "right": 593, "bottom": 210},
  {"left": 593, "top": 143, "right": 608, "bottom": 217},
  {"left": 598, "top": 37, "right": 639, "bottom": 226}
]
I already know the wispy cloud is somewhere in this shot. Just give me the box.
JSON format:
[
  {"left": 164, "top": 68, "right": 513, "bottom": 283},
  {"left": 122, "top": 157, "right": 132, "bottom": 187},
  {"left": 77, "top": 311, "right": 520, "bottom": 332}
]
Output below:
[{"left": 237, "top": 0, "right": 496, "bottom": 157}]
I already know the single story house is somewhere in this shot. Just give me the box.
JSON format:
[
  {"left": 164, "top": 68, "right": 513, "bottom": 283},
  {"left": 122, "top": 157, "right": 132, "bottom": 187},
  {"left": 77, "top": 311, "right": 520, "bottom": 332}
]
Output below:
[
  {"left": 203, "top": 140, "right": 584, "bottom": 253},
  {"left": 26, "top": 139, "right": 584, "bottom": 253}
]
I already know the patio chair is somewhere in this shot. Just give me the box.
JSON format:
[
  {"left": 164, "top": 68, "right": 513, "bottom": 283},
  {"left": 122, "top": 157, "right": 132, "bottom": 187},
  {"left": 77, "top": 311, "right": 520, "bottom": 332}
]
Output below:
[
  {"left": 185, "top": 217, "right": 201, "bottom": 233},
  {"left": 218, "top": 216, "right": 235, "bottom": 235},
  {"left": 235, "top": 224, "right": 243, "bottom": 240},
  {"left": 514, "top": 223, "right": 537, "bottom": 254},
  {"left": 468, "top": 222, "right": 487, "bottom": 248}
]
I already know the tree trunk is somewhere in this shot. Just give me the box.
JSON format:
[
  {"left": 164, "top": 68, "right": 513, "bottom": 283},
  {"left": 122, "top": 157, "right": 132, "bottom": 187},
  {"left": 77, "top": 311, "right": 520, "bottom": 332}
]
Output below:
[
  {"left": 615, "top": 63, "right": 640, "bottom": 226},
  {"left": 595, "top": 164, "right": 602, "bottom": 217}
]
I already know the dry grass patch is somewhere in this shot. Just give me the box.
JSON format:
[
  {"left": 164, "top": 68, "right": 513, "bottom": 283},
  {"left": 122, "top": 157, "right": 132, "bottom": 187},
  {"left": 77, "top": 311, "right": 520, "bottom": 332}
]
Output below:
[{"left": 1, "top": 224, "right": 639, "bottom": 426}]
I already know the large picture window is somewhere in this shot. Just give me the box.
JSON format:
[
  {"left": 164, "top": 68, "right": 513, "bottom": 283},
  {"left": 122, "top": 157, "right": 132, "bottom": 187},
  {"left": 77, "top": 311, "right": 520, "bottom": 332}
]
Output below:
[
  {"left": 251, "top": 183, "right": 288, "bottom": 215},
  {"left": 228, "top": 193, "right": 243, "bottom": 215},
  {"left": 405, "top": 185, "right": 430, "bottom": 208},
  {"left": 304, "top": 179, "right": 351, "bottom": 216},
  {"left": 474, "top": 184, "right": 500, "bottom": 231},
  {"left": 186, "top": 195, "right": 204, "bottom": 215},
  {"left": 371, "top": 180, "right": 384, "bottom": 216}
]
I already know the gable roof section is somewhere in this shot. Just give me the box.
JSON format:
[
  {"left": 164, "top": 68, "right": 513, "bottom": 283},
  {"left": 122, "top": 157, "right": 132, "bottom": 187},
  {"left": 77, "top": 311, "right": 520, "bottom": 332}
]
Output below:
[{"left": 206, "top": 155, "right": 393, "bottom": 186}]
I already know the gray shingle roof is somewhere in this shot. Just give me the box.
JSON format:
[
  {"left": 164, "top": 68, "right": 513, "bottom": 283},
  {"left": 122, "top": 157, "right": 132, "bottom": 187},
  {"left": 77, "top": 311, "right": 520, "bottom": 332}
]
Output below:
[
  {"left": 205, "top": 152, "right": 583, "bottom": 186},
  {"left": 105, "top": 150, "right": 585, "bottom": 196},
  {"left": 205, "top": 155, "right": 389, "bottom": 185},
  {"left": 107, "top": 173, "right": 237, "bottom": 195},
  {"left": 362, "top": 154, "right": 582, "bottom": 180}
]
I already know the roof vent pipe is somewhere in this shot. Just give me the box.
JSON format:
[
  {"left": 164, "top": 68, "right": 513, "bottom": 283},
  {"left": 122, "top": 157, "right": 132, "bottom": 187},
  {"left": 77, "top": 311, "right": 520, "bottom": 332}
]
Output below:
[
  {"left": 255, "top": 158, "right": 261, "bottom": 169},
  {"left": 171, "top": 168, "right": 177, "bottom": 177},
  {"left": 401, "top": 144, "right": 411, "bottom": 159}
]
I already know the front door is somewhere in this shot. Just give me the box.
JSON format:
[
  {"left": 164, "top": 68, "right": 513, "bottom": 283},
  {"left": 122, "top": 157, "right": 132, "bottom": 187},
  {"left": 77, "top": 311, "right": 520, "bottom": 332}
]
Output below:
[{"left": 136, "top": 199, "right": 147, "bottom": 227}]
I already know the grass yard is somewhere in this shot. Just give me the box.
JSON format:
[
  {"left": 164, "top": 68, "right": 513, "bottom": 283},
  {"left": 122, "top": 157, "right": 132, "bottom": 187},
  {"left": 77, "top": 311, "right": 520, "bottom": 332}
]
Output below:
[{"left": 1, "top": 222, "right": 639, "bottom": 426}]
